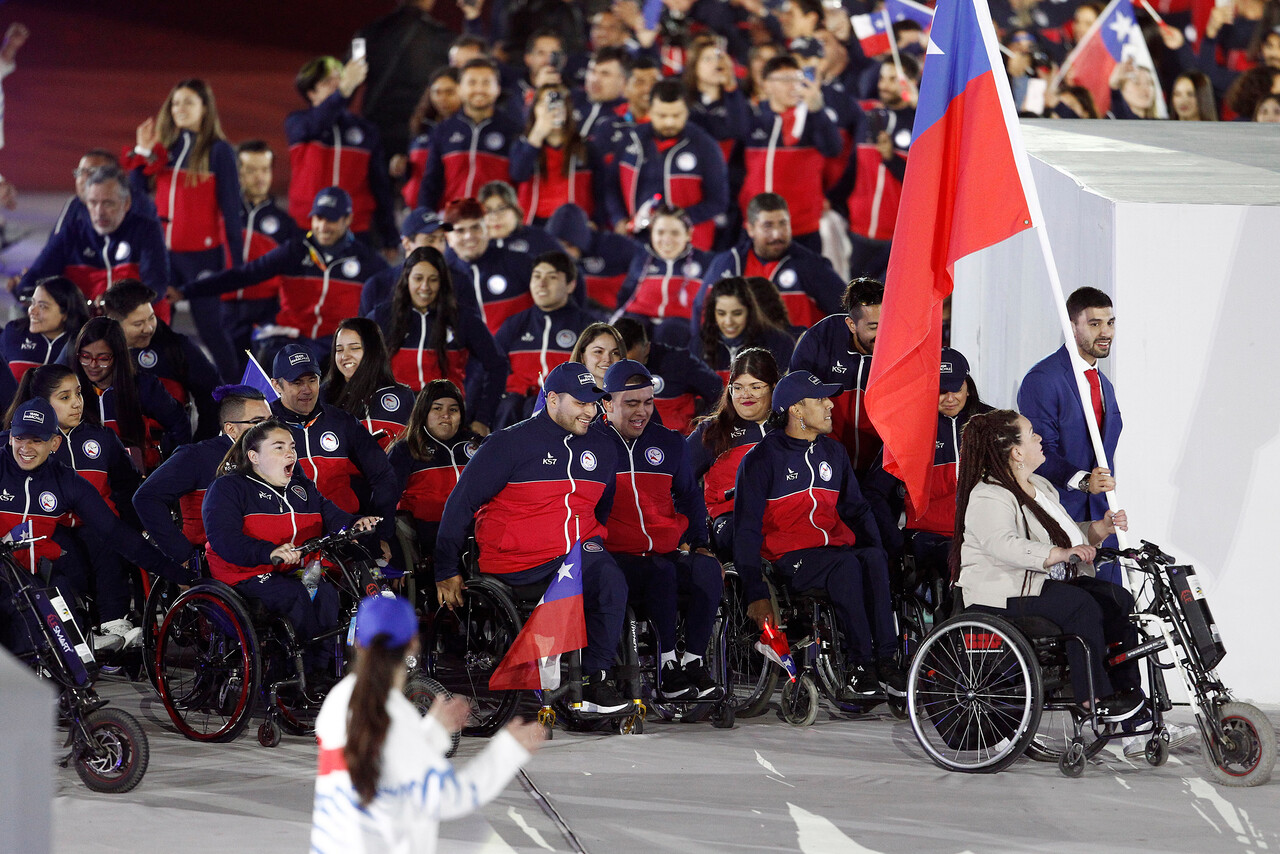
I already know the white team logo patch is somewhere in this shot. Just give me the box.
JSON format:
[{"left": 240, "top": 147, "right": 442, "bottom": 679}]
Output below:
[
  {"left": 556, "top": 329, "right": 576, "bottom": 348},
  {"left": 320, "top": 431, "right": 340, "bottom": 452},
  {"left": 777, "top": 269, "right": 798, "bottom": 289},
  {"left": 464, "top": 441, "right": 479, "bottom": 458},
  {"left": 137, "top": 349, "right": 158, "bottom": 369},
  {"left": 381, "top": 392, "right": 401, "bottom": 412},
  {"left": 675, "top": 152, "right": 697, "bottom": 171},
  {"left": 509, "top": 239, "right": 529, "bottom": 253},
  {"left": 292, "top": 485, "right": 308, "bottom": 501},
  {"left": 289, "top": 352, "right": 310, "bottom": 365},
  {"left": 261, "top": 215, "right": 280, "bottom": 235},
  {"left": 651, "top": 375, "right": 665, "bottom": 394},
  {"left": 895, "top": 128, "right": 912, "bottom": 150},
  {"left": 39, "top": 491, "right": 57, "bottom": 512},
  {"left": 579, "top": 451, "right": 597, "bottom": 471},
  {"left": 683, "top": 261, "right": 701, "bottom": 278},
  {"left": 819, "top": 461, "right": 832, "bottom": 482},
  {"left": 824, "top": 107, "right": 838, "bottom": 122},
  {"left": 487, "top": 275, "right": 508, "bottom": 294},
  {"left": 345, "top": 127, "right": 365, "bottom": 146},
  {"left": 484, "top": 132, "right": 504, "bottom": 151},
  {"left": 81, "top": 440, "right": 101, "bottom": 460},
  {"left": 583, "top": 541, "right": 603, "bottom": 552},
  {"left": 583, "top": 256, "right": 605, "bottom": 274},
  {"left": 342, "top": 259, "right": 361, "bottom": 278},
  {"left": 645, "top": 447, "right": 663, "bottom": 466},
  {"left": 114, "top": 241, "right": 132, "bottom": 261}
]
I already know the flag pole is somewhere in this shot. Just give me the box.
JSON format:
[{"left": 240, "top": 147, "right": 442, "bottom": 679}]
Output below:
[
  {"left": 1138, "top": 0, "right": 1166, "bottom": 26},
  {"left": 883, "top": 7, "right": 906, "bottom": 83}
]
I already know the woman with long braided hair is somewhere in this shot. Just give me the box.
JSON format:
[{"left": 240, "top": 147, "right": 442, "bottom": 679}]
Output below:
[{"left": 950, "top": 409, "right": 1143, "bottom": 723}]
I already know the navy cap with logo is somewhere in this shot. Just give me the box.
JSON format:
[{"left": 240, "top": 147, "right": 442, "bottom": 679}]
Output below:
[
  {"left": 354, "top": 594, "right": 417, "bottom": 648},
  {"left": 272, "top": 344, "right": 321, "bottom": 382},
  {"left": 400, "top": 207, "right": 452, "bottom": 239},
  {"left": 543, "top": 361, "right": 610, "bottom": 403},
  {"left": 603, "top": 359, "right": 653, "bottom": 394},
  {"left": 772, "top": 370, "right": 844, "bottom": 412},
  {"left": 310, "top": 186, "right": 353, "bottom": 220},
  {"left": 11, "top": 398, "right": 59, "bottom": 440},
  {"left": 940, "top": 347, "right": 970, "bottom": 394},
  {"left": 789, "top": 36, "right": 825, "bottom": 60}
]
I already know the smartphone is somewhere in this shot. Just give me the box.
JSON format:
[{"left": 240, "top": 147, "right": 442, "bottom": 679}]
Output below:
[
  {"left": 351, "top": 37, "right": 367, "bottom": 61},
  {"left": 549, "top": 50, "right": 566, "bottom": 71}
]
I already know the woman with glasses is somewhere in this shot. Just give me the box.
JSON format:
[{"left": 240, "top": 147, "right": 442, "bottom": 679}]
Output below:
[
  {"left": 476, "top": 181, "right": 561, "bottom": 257},
  {"left": 1, "top": 276, "right": 90, "bottom": 384},
  {"left": 71, "top": 317, "right": 191, "bottom": 472}
]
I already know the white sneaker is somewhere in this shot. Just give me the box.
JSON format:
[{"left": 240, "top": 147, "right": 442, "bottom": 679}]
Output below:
[
  {"left": 1123, "top": 723, "right": 1199, "bottom": 757},
  {"left": 96, "top": 618, "right": 143, "bottom": 651}
]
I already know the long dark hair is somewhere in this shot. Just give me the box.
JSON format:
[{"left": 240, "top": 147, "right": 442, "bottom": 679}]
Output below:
[
  {"left": 408, "top": 66, "right": 460, "bottom": 136},
  {"left": 388, "top": 246, "right": 458, "bottom": 379},
  {"left": 73, "top": 317, "right": 145, "bottom": 449},
  {"left": 216, "top": 418, "right": 288, "bottom": 477},
  {"left": 345, "top": 637, "right": 409, "bottom": 806},
  {"left": 949, "top": 409, "right": 1071, "bottom": 580},
  {"left": 696, "top": 347, "right": 780, "bottom": 459},
  {"left": 389, "top": 379, "right": 467, "bottom": 463},
  {"left": 699, "top": 277, "right": 769, "bottom": 363},
  {"left": 28, "top": 276, "right": 90, "bottom": 341},
  {"left": 683, "top": 35, "right": 725, "bottom": 101},
  {"left": 524, "top": 84, "right": 588, "bottom": 178},
  {"left": 4, "top": 364, "right": 99, "bottom": 431},
  {"left": 155, "top": 78, "right": 227, "bottom": 182},
  {"left": 324, "top": 318, "right": 398, "bottom": 418}
]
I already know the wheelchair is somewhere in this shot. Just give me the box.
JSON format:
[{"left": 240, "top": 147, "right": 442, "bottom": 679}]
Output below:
[
  {"left": 906, "top": 541, "right": 1275, "bottom": 786},
  {"left": 152, "top": 527, "right": 456, "bottom": 751}
]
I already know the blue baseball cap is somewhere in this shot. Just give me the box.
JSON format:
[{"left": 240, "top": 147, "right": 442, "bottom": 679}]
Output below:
[
  {"left": 543, "top": 361, "right": 610, "bottom": 403},
  {"left": 772, "top": 370, "right": 843, "bottom": 412},
  {"left": 400, "top": 207, "right": 452, "bottom": 239},
  {"left": 603, "top": 359, "right": 653, "bottom": 394},
  {"left": 354, "top": 594, "right": 417, "bottom": 648},
  {"left": 310, "top": 186, "right": 352, "bottom": 220},
  {"left": 10, "top": 398, "right": 58, "bottom": 440},
  {"left": 940, "top": 347, "right": 970, "bottom": 393},
  {"left": 272, "top": 343, "right": 321, "bottom": 382}
]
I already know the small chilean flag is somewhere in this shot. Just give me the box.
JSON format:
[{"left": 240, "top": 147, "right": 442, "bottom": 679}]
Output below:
[
  {"left": 755, "top": 618, "right": 798, "bottom": 683},
  {"left": 489, "top": 539, "right": 589, "bottom": 691},
  {"left": 851, "top": 0, "right": 935, "bottom": 57},
  {"left": 1055, "top": 0, "right": 1167, "bottom": 117},
  {"left": 864, "top": 0, "right": 1037, "bottom": 520}
]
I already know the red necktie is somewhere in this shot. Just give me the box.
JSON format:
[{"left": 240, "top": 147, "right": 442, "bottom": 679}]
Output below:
[{"left": 1085, "top": 368, "right": 1104, "bottom": 430}]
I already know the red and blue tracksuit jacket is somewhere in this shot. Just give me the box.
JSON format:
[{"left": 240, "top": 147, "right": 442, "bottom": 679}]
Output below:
[
  {"left": 613, "top": 122, "right": 728, "bottom": 250},
  {"left": 401, "top": 131, "right": 432, "bottom": 209},
  {"left": 696, "top": 327, "right": 795, "bottom": 384},
  {"left": 0, "top": 448, "right": 184, "bottom": 580},
  {"left": 617, "top": 245, "right": 714, "bottom": 321},
  {"left": 131, "top": 434, "right": 232, "bottom": 562},
  {"left": 202, "top": 470, "right": 356, "bottom": 585},
  {"left": 87, "top": 375, "right": 193, "bottom": 461},
  {"left": 1, "top": 322, "right": 71, "bottom": 383},
  {"left": 740, "top": 102, "right": 841, "bottom": 237},
  {"left": 124, "top": 131, "right": 243, "bottom": 259},
  {"left": 572, "top": 93, "right": 630, "bottom": 153},
  {"left": 686, "top": 417, "right": 773, "bottom": 520},
  {"left": 269, "top": 400, "right": 396, "bottom": 543},
  {"left": 434, "top": 409, "right": 618, "bottom": 579},
  {"left": 286, "top": 92, "right": 398, "bottom": 246},
  {"left": 183, "top": 232, "right": 389, "bottom": 342},
  {"left": 51, "top": 422, "right": 141, "bottom": 522},
  {"left": 577, "top": 230, "right": 642, "bottom": 308},
  {"left": 494, "top": 303, "right": 597, "bottom": 397},
  {"left": 832, "top": 101, "right": 913, "bottom": 242},
  {"left": 697, "top": 238, "right": 845, "bottom": 333},
  {"left": 228, "top": 196, "right": 299, "bottom": 303},
  {"left": 732, "top": 431, "right": 883, "bottom": 602},
  {"left": 17, "top": 210, "right": 170, "bottom": 304},
  {"left": 688, "top": 89, "right": 750, "bottom": 165},
  {"left": 508, "top": 138, "right": 611, "bottom": 223},
  {"left": 417, "top": 112, "right": 521, "bottom": 210},
  {"left": 595, "top": 418, "right": 709, "bottom": 556},
  {"left": 445, "top": 243, "right": 536, "bottom": 335},
  {"left": 352, "top": 384, "right": 416, "bottom": 447},
  {"left": 387, "top": 430, "right": 480, "bottom": 525},
  {"left": 790, "top": 314, "right": 880, "bottom": 474},
  {"left": 644, "top": 341, "right": 723, "bottom": 436}
]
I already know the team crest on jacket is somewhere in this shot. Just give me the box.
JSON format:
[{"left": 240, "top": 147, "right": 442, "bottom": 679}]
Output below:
[
  {"left": 320, "top": 431, "right": 340, "bottom": 452},
  {"left": 777, "top": 269, "right": 797, "bottom": 289},
  {"left": 556, "top": 329, "right": 576, "bottom": 348},
  {"left": 380, "top": 392, "right": 401, "bottom": 412},
  {"left": 651, "top": 374, "right": 665, "bottom": 394},
  {"left": 137, "top": 349, "right": 158, "bottom": 369},
  {"left": 114, "top": 241, "right": 132, "bottom": 261},
  {"left": 583, "top": 541, "right": 603, "bottom": 552},
  {"left": 508, "top": 239, "right": 529, "bottom": 253},
  {"left": 345, "top": 127, "right": 364, "bottom": 146},
  {"left": 39, "top": 491, "right": 58, "bottom": 512},
  {"left": 487, "top": 275, "right": 508, "bottom": 294},
  {"left": 484, "top": 132, "right": 504, "bottom": 150},
  {"left": 81, "top": 440, "right": 101, "bottom": 460},
  {"left": 579, "top": 451, "right": 597, "bottom": 471},
  {"left": 818, "top": 461, "right": 832, "bottom": 482},
  {"left": 675, "top": 152, "right": 697, "bottom": 171},
  {"left": 342, "top": 259, "right": 361, "bottom": 278},
  {"left": 683, "top": 261, "right": 701, "bottom": 278},
  {"left": 464, "top": 441, "right": 479, "bottom": 458},
  {"left": 291, "top": 484, "right": 308, "bottom": 501},
  {"left": 583, "top": 256, "right": 604, "bottom": 274},
  {"left": 645, "top": 447, "right": 663, "bottom": 466},
  {"left": 261, "top": 215, "right": 280, "bottom": 235}
]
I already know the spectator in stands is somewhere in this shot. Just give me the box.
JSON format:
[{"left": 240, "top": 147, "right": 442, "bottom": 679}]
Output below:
[
  {"left": 394, "top": 67, "right": 461, "bottom": 209},
  {"left": 287, "top": 56, "right": 398, "bottom": 252},
  {"left": 229, "top": 140, "right": 297, "bottom": 366},
  {"left": 420, "top": 59, "right": 519, "bottom": 210},
  {"left": 1226, "top": 66, "right": 1280, "bottom": 118},
  {"left": 1256, "top": 92, "right": 1280, "bottom": 119},
  {"left": 1108, "top": 58, "right": 1159, "bottom": 120},
  {"left": 694, "top": 276, "right": 794, "bottom": 382},
  {"left": 596, "top": 360, "right": 722, "bottom": 699},
  {"left": 616, "top": 203, "right": 715, "bottom": 341},
  {"left": 614, "top": 318, "right": 723, "bottom": 436},
  {"left": 575, "top": 47, "right": 633, "bottom": 149},
  {"left": 101, "top": 279, "right": 221, "bottom": 441},
  {"left": 687, "top": 347, "right": 780, "bottom": 556},
  {"left": 444, "top": 197, "right": 537, "bottom": 333},
  {"left": 2, "top": 276, "right": 88, "bottom": 383},
  {"left": 545, "top": 202, "right": 642, "bottom": 311},
  {"left": 324, "top": 318, "right": 415, "bottom": 447},
  {"left": 360, "top": 207, "right": 453, "bottom": 318},
  {"left": 129, "top": 79, "right": 242, "bottom": 379},
  {"left": 511, "top": 85, "right": 613, "bottom": 226},
  {"left": 571, "top": 322, "right": 625, "bottom": 388},
  {"left": 1045, "top": 84, "right": 1100, "bottom": 119},
  {"left": 477, "top": 181, "right": 564, "bottom": 256},
  {"left": 17, "top": 166, "right": 169, "bottom": 307},
  {"left": 790, "top": 277, "right": 882, "bottom": 477},
  {"left": 1170, "top": 71, "right": 1219, "bottom": 121}
]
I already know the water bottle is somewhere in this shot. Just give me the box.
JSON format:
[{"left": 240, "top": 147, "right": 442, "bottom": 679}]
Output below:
[{"left": 301, "top": 560, "right": 323, "bottom": 601}]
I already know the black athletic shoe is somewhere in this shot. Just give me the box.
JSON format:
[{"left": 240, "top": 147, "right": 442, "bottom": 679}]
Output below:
[
  {"left": 1095, "top": 690, "right": 1144, "bottom": 723},
  {"left": 581, "top": 671, "right": 634, "bottom": 714},
  {"left": 658, "top": 661, "right": 698, "bottom": 700},
  {"left": 842, "top": 663, "right": 880, "bottom": 699},
  {"left": 876, "top": 658, "right": 908, "bottom": 698},
  {"left": 681, "top": 658, "right": 722, "bottom": 700}
]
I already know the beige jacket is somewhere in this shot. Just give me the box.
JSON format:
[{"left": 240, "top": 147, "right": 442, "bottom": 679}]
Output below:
[{"left": 956, "top": 474, "right": 1094, "bottom": 608}]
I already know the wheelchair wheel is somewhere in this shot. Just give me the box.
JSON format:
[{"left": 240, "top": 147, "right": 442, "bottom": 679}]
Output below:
[
  {"left": 1202, "top": 701, "right": 1275, "bottom": 787},
  {"left": 812, "top": 600, "right": 852, "bottom": 707},
  {"left": 155, "top": 585, "right": 261, "bottom": 743},
  {"left": 722, "top": 567, "right": 779, "bottom": 718},
  {"left": 780, "top": 674, "right": 819, "bottom": 727},
  {"left": 405, "top": 673, "right": 461, "bottom": 757},
  {"left": 907, "top": 613, "right": 1042, "bottom": 773},
  {"left": 73, "top": 707, "right": 150, "bottom": 794},
  {"left": 425, "top": 575, "right": 521, "bottom": 738},
  {"left": 141, "top": 577, "right": 182, "bottom": 691}
]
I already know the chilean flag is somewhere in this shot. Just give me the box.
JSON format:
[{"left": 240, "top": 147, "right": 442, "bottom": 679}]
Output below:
[
  {"left": 1054, "top": 0, "right": 1168, "bottom": 117},
  {"left": 863, "top": 0, "right": 1037, "bottom": 520},
  {"left": 240, "top": 352, "right": 280, "bottom": 402},
  {"left": 488, "top": 539, "right": 588, "bottom": 691},
  {"left": 851, "top": 0, "right": 935, "bottom": 57}
]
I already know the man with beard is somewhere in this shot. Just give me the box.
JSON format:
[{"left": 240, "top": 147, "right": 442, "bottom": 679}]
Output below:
[{"left": 419, "top": 58, "right": 518, "bottom": 210}]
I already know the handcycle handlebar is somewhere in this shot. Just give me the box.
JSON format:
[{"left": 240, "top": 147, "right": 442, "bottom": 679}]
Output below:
[
  {"left": 1096, "top": 539, "right": 1176, "bottom": 567},
  {"left": 269, "top": 525, "right": 368, "bottom": 566}
]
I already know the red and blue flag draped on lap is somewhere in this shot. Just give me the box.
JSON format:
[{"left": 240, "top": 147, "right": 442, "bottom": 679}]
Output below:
[
  {"left": 864, "top": 0, "right": 1035, "bottom": 521},
  {"left": 1055, "top": 0, "right": 1168, "bottom": 117},
  {"left": 489, "top": 539, "right": 588, "bottom": 691},
  {"left": 851, "top": 0, "right": 935, "bottom": 57}
]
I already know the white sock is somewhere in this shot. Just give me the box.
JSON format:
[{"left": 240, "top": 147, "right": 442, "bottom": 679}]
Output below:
[
  {"left": 661, "top": 650, "right": 677, "bottom": 667},
  {"left": 681, "top": 652, "right": 703, "bottom": 666}
]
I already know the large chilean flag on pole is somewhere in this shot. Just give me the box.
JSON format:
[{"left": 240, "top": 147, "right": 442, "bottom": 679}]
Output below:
[{"left": 863, "top": 0, "right": 1037, "bottom": 519}]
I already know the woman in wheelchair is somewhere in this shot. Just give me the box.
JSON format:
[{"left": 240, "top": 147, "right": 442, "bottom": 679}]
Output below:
[
  {"left": 202, "top": 420, "right": 381, "bottom": 684},
  {"left": 951, "top": 410, "right": 1141, "bottom": 723}
]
